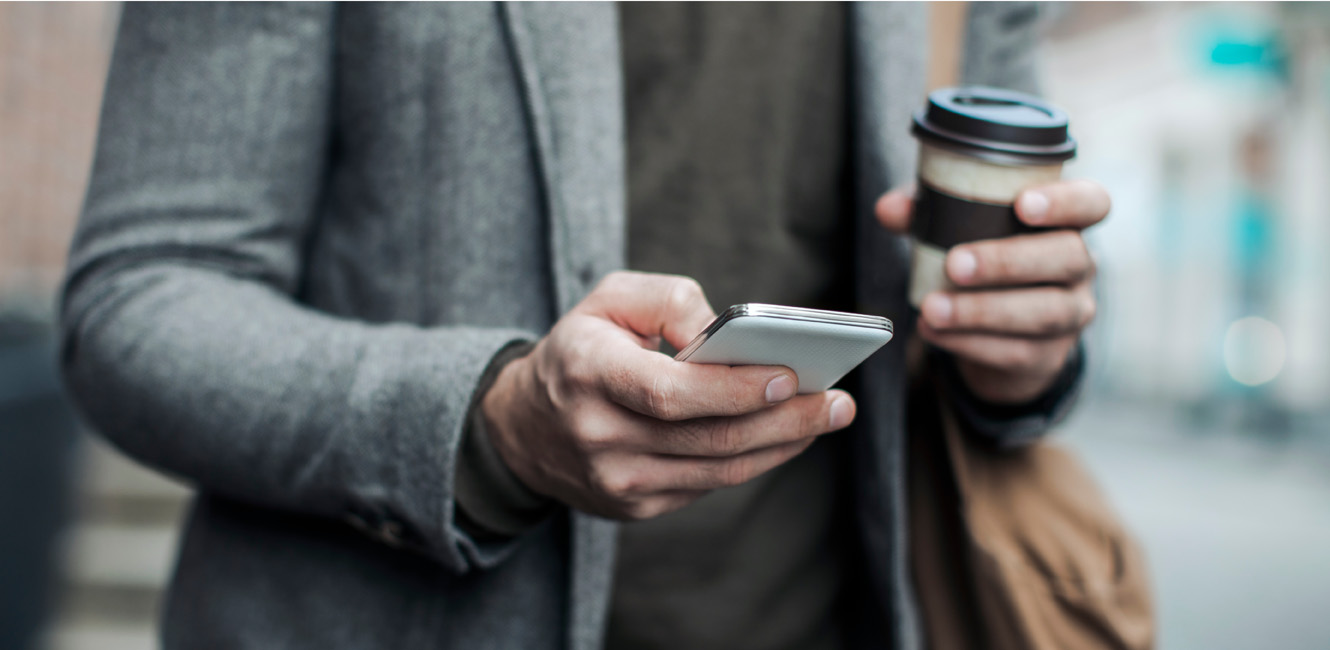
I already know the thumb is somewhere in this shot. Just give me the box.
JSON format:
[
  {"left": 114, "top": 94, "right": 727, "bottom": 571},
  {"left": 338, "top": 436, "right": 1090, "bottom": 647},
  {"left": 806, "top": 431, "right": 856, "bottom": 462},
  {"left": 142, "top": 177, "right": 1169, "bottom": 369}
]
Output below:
[
  {"left": 874, "top": 184, "right": 916, "bottom": 234},
  {"left": 580, "top": 271, "right": 717, "bottom": 351}
]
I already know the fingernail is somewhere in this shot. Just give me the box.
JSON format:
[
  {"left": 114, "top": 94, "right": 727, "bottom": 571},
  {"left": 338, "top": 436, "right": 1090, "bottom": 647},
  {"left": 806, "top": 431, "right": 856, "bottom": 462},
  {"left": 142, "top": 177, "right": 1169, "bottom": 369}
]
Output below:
[
  {"left": 829, "top": 395, "right": 854, "bottom": 429},
  {"left": 949, "top": 249, "right": 977, "bottom": 282},
  {"left": 924, "top": 293, "right": 953, "bottom": 327},
  {"left": 766, "top": 375, "right": 797, "bottom": 403},
  {"left": 1020, "top": 191, "right": 1050, "bottom": 223}
]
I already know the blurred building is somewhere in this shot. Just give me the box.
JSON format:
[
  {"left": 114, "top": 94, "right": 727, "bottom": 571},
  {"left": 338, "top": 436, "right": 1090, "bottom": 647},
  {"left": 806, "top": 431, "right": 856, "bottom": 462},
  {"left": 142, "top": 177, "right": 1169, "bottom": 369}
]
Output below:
[
  {"left": 1, "top": 4, "right": 190, "bottom": 650},
  {"left": 1044, "top": 4, "right": 1330, "bottom": 650},
  {"left": 1044, "top": 3, "right": 1330, "bottom": 426},
  {"left": 3, "top": 3, "right": 1330, "bottom": 650},
  {"left": 0, "top": 3, "right": 114, "bottom": 298}
]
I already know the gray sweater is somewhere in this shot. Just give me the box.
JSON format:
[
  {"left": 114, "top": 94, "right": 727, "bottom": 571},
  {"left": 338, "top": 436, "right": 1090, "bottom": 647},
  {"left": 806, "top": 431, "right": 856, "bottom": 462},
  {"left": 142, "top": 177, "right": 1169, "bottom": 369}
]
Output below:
[{"left": 60, "top": 4, "right": 1055, "bottom": 649}]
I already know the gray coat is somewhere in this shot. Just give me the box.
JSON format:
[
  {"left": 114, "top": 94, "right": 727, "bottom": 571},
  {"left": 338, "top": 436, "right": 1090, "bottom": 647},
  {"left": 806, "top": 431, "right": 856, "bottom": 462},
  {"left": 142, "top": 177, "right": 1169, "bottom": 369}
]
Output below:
[{"left": 61, "top": 3, "right": 1047, "bottom": 649}]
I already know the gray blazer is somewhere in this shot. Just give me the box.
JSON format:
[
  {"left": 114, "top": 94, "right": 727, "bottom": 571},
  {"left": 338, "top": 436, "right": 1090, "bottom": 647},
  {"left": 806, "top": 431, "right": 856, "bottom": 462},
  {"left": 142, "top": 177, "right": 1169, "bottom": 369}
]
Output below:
[{"left": 61, "top": 3, "right": 1046, "bottom": 649}]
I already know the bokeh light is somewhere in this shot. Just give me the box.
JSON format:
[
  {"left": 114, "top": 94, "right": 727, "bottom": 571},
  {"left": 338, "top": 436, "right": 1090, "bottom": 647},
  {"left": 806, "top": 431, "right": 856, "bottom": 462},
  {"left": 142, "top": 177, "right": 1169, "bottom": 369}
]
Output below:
[{"left": 1223, "top": 316, "right": 1287, "bottom": 386}]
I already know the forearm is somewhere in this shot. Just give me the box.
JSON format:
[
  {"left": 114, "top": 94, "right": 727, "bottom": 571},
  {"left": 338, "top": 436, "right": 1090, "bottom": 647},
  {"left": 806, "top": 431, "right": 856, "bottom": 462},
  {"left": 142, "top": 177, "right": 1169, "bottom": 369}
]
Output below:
[
  {"left": 67, "top": 3, "right": 541, "bottom": 573},
  {"left": 61, "top": 262, "right": 536, "bottom": 571}
]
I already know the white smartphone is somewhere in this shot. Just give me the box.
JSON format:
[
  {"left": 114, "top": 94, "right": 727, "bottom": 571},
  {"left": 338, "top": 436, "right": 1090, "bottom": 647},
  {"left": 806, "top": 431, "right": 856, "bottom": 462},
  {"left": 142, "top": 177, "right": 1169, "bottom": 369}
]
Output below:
[{"left": 674, "top": 303, "right": 894, "bottom": 394}]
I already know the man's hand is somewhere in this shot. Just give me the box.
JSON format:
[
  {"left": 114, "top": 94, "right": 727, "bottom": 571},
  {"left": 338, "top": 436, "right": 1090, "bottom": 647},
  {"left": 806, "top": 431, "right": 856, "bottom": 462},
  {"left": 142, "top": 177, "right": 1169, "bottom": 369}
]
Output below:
[
  {"left": 481, "top": 271, "right": 857, "bottom": 521},
  {"left": 876, "top": 180, "right": 1110, "bottom": 404}
]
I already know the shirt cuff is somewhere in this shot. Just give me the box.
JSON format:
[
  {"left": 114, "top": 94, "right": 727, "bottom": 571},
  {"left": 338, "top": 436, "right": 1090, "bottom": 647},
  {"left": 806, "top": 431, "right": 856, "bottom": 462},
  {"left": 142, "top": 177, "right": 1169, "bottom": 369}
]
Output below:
[
  {"left": 454, "top": 340, "right": 556, "bottom": 540},
  {"left": 932, "top": 341, "right": 1086, "bottom": 449}
]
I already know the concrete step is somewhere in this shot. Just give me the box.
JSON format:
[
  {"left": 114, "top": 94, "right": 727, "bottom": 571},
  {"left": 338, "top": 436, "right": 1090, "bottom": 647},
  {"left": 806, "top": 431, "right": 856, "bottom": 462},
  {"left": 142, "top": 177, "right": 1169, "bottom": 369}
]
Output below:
[
  {"left": 43, "top": 435, "right": 186, "bottom": 650},
  {"left": 52, "top": 582, "right": 159, "bottom": 632},
  {"left": 59, "top": 523, "right": 180, "bottom": 589},
  {"left": 42, "top": 621, "right": 156, "bottom": 650},
  {"left": 76, "top": 434, "right": 192, "bottom": 502}
]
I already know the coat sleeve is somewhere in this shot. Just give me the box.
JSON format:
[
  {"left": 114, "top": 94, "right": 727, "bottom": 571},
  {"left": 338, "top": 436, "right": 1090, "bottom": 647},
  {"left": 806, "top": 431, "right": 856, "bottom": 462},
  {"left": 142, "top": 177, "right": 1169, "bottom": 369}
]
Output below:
[
  {"left": 60, "top": 3, "right": 534, "bottom": 574},
  {"left": 932, "top": 345, "right": 1086, "bottom": 449},
  {"left": 961, "top": 1, "right": 1045, "bottom": 94}
]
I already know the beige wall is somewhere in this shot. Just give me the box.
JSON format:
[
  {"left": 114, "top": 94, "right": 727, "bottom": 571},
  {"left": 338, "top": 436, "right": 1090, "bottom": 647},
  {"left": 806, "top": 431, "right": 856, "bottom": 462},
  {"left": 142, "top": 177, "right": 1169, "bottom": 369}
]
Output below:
[
  {"left": 927, "top": 2, "right": 966, "bottom": 90},
  {"left": 0, "top": 2, "right": 969, "bottom": 301},
  {"left": 0, "top": 2, "right": 119, "bottom": 302}
]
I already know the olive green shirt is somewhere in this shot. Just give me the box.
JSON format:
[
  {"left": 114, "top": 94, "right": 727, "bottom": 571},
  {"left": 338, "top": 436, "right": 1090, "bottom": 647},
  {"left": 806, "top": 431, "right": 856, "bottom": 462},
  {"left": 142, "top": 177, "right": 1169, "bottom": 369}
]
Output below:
[{"left": 610, "top": 4, "right": 854, "bottom": 649}]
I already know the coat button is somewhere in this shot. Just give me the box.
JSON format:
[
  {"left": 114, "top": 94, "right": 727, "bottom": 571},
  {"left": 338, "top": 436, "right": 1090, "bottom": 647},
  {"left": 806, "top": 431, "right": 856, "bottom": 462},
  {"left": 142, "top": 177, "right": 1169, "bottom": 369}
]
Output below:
[
  {"left": 577, "top": 265, "right": 595, "bottom": 287},
  {"left": 378, "top": 521, "right": 404, "bottom": 548},
  {"left": 344, "top": 513, "right": 371, "bottom": 532}
]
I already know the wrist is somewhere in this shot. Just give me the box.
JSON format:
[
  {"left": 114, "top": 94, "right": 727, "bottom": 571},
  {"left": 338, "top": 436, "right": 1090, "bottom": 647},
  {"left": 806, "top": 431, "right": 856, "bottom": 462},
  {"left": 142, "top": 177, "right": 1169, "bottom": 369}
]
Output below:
[
  {"left": 480, "top": 351, "right": 542, "bottom": 494},
  {"left": 954, "top": 347, "right": 1072, "bottom": 405},
  {"left": 454, "top": 341, "right": 555, "bottom": 540}
]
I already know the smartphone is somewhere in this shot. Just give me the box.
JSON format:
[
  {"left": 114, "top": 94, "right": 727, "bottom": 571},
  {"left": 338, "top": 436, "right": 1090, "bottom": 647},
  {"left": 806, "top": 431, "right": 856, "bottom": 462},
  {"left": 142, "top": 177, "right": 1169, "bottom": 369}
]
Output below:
[{"left": 674, "top": 304, "right": 894, "bottom": 394}]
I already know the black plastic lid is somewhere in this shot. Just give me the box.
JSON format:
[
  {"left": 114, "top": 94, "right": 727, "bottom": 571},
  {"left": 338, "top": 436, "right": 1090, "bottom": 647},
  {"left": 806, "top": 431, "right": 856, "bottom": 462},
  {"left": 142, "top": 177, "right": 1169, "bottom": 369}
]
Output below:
[{"left": 912, "top": 86, "right": 1076, "bottom": 162}]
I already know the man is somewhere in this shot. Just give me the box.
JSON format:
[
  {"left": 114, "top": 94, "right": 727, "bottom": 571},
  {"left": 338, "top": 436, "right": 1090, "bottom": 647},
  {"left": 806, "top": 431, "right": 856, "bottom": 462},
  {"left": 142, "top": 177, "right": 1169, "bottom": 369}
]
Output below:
[{"left": 61, "top": 3, "right": 1106, "bottom": 649}]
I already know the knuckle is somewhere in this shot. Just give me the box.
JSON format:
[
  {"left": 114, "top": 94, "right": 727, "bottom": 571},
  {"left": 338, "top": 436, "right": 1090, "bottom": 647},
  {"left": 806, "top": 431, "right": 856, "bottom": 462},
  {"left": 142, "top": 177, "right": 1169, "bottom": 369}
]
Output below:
[
  {"left": 621, "top": 499, "right": 658, "bottom": 521},
  {"left": 602, "top": 358, "right": 641, "bottom": 401},
  {"left": 709, "top": 418, "right": 747, "bottom": 456},
  {"left": 1003, "top": 341, "right": 1042, "bottom": 373},
  {"left": 625, "top": 497, "right": 683, "bottom": 521},
  {"left": 1079, "top": 292, "right": 1098, "bottom": 327},
  {"left": 593, "top": 274, "right": 618, "bottom": 296},
  {"left": 600, "top": 270, "right": 632, "bottom": 291},
  {"left": 1055, "top": 303, "right": 1081, "bottom": 335},
  {"left": 573, "top": 411, "right": 617, "bottom": 451},
  {"left": 645, "top": 373, "right": 680, "bottom": 420},
  {"left": 1082, "top": 179, "right": 1112, "bottom": 216},
  {"left": 1058, "top": 299, "right": 1082, "bottom": 334},
  {"left": 978, "top": 244, "right": 1013, "bottom": 281},
  {"left": 719, "top": 458, "right": 753, "bottom": 487},
  {"left": 562, "top": 355, "right": 595, "bottom": 391},
  {"left": 1036, "top": 292, "right": 1077, "bottom": 336},
  {"left": 547, "top": 366, "right": 579, "bottom": 410},
  {"left": 801, "top": 398, "right": 826, "bottom": 436},
  {"left": 676, "top": 276, "right": 705, "bottom": 299},
  {"left": 1031, "top": 314, "right": 1059, "bottom": 338},
  {"left": 673, "top": 418, "right": 710, "bottom": 451},
  {"left": 595, "top": 467, "right": 638, "bottom": 499},
  {"left": 952, "top": 294, "right": 986, "bottom": 329},
  {"left": 559, "top": 339, "right": 601, "bottom": 391},
  {"left": 724, "top": 382, "right": 750, "bottom": 416},
  {"left": 1068, "top": 234, "right": 1093, "bottom": 280},
  {"left": 992, "top": 342, "right": 1025, "bottom": 372},
  {"left": 667, "top": 277, "right": 705, "bottom": 313}
]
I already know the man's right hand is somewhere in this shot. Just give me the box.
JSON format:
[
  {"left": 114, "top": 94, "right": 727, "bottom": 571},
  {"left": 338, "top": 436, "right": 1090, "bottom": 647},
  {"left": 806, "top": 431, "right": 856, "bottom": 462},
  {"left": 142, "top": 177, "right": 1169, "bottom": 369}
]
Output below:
[{"left": 481, "top": 271, "right": 857, "bottom": 521}]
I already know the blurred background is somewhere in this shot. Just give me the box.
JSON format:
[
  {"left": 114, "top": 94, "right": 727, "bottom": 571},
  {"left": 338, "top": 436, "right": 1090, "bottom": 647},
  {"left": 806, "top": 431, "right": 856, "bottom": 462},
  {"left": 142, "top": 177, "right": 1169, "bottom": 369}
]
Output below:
[{"left": 3, "top": 2, "right": 1329, "bottom": 649}]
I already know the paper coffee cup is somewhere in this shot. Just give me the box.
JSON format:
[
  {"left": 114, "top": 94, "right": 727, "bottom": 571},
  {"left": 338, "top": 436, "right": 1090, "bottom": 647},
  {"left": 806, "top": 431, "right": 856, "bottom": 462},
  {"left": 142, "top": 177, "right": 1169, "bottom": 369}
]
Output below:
[{"left": 907, "top": 87, "right": 1077, "bottom": 307}]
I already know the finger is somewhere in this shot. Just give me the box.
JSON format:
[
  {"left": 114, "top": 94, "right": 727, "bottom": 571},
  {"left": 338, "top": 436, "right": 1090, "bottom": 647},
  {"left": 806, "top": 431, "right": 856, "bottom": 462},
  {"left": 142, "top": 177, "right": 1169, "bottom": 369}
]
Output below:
[
  {"left": 631, "top": 438, "right": 817, "bottom": 493},
  {"left": 630, "top": 389, "right": 855, "bottom": 456},
  {"left": 920, "top": 285, "right": 1096, "bottom": 337},
  {"left": 873, "top": 184, "right": 916, "bottom": 234},
  {"left": 917, "top": 319, "right": 1078, "bottom": 377},
  {"left": 1015, "top": 179, "right": 1111, "bottom": 229},
  {"left": 599, "top": 348, "right": 800, "bottom": 420},
  {"left": 945, "top": 230, "right": 1094, "bottom": 288},
  {"left": 581, "top": 271, "right": 718, "bottom": 351},
  {"left": 616, "top": 490, "right": 710, "bottom": 521}
]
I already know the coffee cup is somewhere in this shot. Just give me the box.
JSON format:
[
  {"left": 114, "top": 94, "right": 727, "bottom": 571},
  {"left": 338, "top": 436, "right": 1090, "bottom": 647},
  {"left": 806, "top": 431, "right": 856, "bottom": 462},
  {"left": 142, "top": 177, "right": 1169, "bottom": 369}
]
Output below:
[{"left": 908, "top": 86, "right": 1077, "bottom": 307}]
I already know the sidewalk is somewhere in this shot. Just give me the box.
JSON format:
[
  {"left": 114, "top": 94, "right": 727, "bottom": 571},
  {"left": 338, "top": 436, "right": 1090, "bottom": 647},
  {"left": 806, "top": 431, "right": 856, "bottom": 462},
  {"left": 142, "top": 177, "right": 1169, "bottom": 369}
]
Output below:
[{"left": 1062, "top": 396, "right": 1330, "bottom": 649}]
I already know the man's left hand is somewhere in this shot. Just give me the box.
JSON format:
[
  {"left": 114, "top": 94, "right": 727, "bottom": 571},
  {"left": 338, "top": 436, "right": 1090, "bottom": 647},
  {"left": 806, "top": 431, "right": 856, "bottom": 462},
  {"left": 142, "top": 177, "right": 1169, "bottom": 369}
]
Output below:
[{"left": 875, "top": 179, "right": 1110, "bottom": 404}]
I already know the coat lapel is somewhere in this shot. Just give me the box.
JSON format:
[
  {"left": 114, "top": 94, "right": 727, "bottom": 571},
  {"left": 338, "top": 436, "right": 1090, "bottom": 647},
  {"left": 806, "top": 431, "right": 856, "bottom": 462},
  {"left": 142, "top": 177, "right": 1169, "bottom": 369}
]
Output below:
[
  {"left": 500, "top": 4, "right": 930, "bottom": 649},
  {"left": 848, "top": 4, "right": 927, "bottom": 650},
  {"left": 500, "top": 4, "right": 624, "bottom": 650},
  {"left": 501, "top": 1, "right": 626, "bottom": 317}
]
